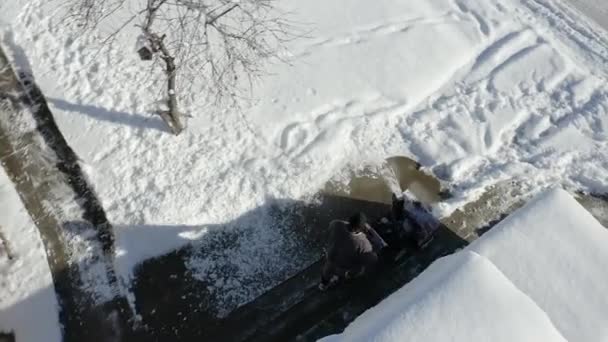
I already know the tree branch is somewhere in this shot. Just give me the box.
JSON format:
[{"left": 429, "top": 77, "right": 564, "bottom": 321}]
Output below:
[
  {"left": 207, "top": 4, "right": 239, "bottom": 26},
  {"left": 61, "top": 0, "right": 300, "bottom": 135}
]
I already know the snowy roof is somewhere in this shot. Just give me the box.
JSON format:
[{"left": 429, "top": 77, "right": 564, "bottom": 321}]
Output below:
[{"left": 319, "top": 188, "right": 608, "bottom": 342}]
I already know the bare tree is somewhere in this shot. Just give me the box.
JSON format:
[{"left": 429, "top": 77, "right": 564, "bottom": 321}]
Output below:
[{"left": 63, "top": 0, "right": 297, "bottom": 135}]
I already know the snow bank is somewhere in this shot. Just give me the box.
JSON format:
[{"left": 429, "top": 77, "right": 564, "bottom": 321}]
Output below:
[
  {"left": 320, "top": 188, "right": 608, "bottom": 342},
  {"left": 0, "top": 170, "right": 61, "bottom": 341},
  {"left": 319, "top": 251, "right": 566, "bottom": 342},
  {"left": 469, "top": 187, "right": 608, "bottom": 342}
]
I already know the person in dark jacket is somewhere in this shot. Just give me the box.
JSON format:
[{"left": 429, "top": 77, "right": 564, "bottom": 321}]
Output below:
[{"left": 319, "top": 213, "right": 387, "bottom": 290}]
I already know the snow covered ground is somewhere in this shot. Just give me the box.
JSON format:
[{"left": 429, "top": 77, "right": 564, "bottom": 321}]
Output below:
[
  {"left": 566, "top": 0, "right": 608, "bottom": 32},
  {"left": 1, "top": 0, "right": 608, "bottom": 313},
  {"left": 320, "top": 188, "right": 608, "bottom": 342},
  {"left": 0, "top": 169, "right": 61, "bottom": 342}
]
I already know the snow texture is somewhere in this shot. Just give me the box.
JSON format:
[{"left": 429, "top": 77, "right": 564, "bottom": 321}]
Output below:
[
  {"left": 469, "top": 187, "right": 608, "bottom": 342},
  {"left": 319, "top": 251, "right": 567, "bottom": 342},
  {"left": 0, "top": 169, "right": 61, "bottom": 342},
  {"left": 566, "top": 0, "right": 608, "bottom": 32},
  {"left": 1, "top": 0, "right": 608, "bottom": 312},
  {"left": 319, "top": 188, "right": 608, "bottom": 342}
]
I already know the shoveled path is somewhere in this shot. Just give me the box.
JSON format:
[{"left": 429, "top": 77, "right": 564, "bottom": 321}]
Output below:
[{"left": 0, "top": 46, "right": 136, "bottom": 341}]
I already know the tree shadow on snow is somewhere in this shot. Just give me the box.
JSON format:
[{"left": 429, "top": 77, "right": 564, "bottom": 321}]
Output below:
[
  {"left": 48, "top": 98, "right": 169, "bottom": 133},
  {"left": 0, "top": 193, "right": 466, "bottom": 341},
  {"left": 3, "top": 32, "right": 169, "bottom": 134},
  {"left": 121, "top": 193, "right": 395, "bottom": 341},
  {"left": 0, "top": 251, "right": 139, "bottom": 342},
  {"left": 120, "top": 193, "right": 468, "bottom": 341}
]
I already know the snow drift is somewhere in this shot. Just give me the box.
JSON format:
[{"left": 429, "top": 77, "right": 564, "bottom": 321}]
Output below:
[
  {"left": 319, "top": 251, "right": 567, "bottom": 342},
  {"left": 469, "top": 187, "right": 608, "bottom": 342},
  {"left": 319, "top": 188, "right": 608, "bottom": 342}
]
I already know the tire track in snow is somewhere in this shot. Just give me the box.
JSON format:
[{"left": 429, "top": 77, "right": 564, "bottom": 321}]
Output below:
[{"left": 519, "top": 0, "right": 608, "bottom": 75}]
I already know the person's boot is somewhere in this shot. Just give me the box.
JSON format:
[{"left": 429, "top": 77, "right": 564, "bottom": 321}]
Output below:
[{"left": 318, "top": 275, "right": 339, "bottom": 291}]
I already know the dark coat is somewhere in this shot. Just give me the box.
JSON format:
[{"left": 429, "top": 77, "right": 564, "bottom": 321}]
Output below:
[{"left": 326, "top": 220, "right": 374, "bottom": 270}]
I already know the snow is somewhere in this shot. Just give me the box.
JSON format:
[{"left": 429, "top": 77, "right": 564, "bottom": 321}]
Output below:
[
  {"left": 320, "top": 188, "right": 608, "bottom": 342},
  {"left": 469, "top": 187, "right": 608, "bottom": 342},
  {"left": 1, "top": 0, "right": 607, "bottom": 313},
  {"left": 566, "top": 0, "right": 608, "bottom": 32},
  {"left": 319, "top": 251, "right": 567, "bottom": 342},
  {"left": 0, "top": 169, "right": 62, "bottom": 341}
]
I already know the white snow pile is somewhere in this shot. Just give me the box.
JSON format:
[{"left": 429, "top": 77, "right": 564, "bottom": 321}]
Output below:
[
  {"left": 468, "top": 187, "right": 608, "bottom": 342},
  {"left": 319, "top": 188, "right": 608, "bottom": 342},
  {"left": 320, "top": 251, "right": 567, "bottom": 342},
  {"left": 0, "top": 169, "right": 61, "bottom": 342},
  {"left": 1, "top": 0, "right": 608, "bottom": 312}
]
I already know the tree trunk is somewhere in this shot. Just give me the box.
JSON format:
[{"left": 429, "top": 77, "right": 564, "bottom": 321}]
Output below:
[
  {"left": 142, "top": 2, "right": 184, "bottom": 135},
  {"left": 162, "top": 54, "right": 183, "bottom": 135}
]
